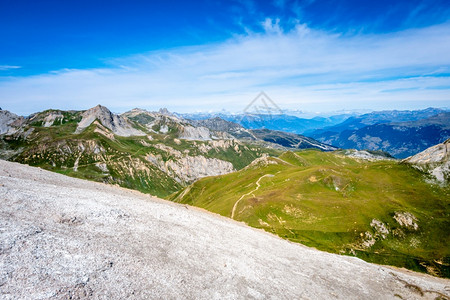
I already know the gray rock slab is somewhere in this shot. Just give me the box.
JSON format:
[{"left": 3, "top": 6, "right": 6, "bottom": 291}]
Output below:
[{"left": 0, "top": 160, "right": 448, "bottom": 299}]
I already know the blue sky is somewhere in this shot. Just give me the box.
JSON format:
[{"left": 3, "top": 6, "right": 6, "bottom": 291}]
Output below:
[{"left": 1, "top": 0, "right": 450, "bottom": 115}]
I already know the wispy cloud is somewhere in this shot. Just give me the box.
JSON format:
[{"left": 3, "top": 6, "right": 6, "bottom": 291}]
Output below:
[
  {"left": 1, "top": 21, "right": 449, "bottom": 115},
  {"left": 261, "top": 18, "right": 283, "bottom": 34},
  {"left": 0, "top": 65, "right": 21, "bottom": 71}
]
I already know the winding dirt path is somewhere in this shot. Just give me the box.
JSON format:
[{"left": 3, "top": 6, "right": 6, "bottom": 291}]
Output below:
[{"left": 231, "top": 174, "right": 273, "bottom": 219}]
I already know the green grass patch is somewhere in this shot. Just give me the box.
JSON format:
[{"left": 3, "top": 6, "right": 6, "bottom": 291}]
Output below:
[{"left": 170, "top": 149, "right": 450, "bottom": 278}]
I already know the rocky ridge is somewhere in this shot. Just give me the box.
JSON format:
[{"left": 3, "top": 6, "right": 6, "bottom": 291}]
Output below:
[
  {"left": 249, "top": 128, "right": 337, "bottom": 151},
  {"left": 0, "top": 106, "right": 268, "bottom": 197},
  {"left": 403, "top": 138, "right": 450, "bottom": 184},
  {"left": 340, "top": 149, "right": 395, "bottom": 161},
  {"left": 0, "top": 110, "right": 24, "bottom": 135},
  {"left": 76, "top": 105, "right": 145, "bottom": 137}
]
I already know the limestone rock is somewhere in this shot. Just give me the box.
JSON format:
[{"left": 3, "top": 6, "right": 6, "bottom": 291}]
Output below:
[
  {"left": 1, "top": 160, "right": 448, "bottom": 299},
  {"left": 0, "top": 110, "right": 24, "bottom": 135},
  {"left": 403, "top": 139, "right": 450, "bottom": 184},
  {"left": 76, "top": 105, "right": 145, "bottom": 137}
]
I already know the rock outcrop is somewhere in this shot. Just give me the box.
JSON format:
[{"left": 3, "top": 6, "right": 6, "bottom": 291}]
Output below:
[
  {"left": 0, "top": 110, "right": 24, "bottom": 135},
  {"left": 342, "top": 149, "right": 395, "bottom": 161},
  {"left": 403, "top": 138, "right": 450, "bottom": 184},
  {"left": 179, "top": 125, "right": 212, "bottom": 140},
  {"left": 76, "top": 105, "right": 145, "bottom": 137},
  {"left": 146, "top": 147, "right": 235, "bottom": 183},
  {"left": 42, "top": 112, "right": 63, "bottom": 127}
]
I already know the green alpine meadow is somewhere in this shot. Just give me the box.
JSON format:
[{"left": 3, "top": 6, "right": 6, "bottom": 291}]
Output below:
[{"left": 170, "top": 149, "right": 450, "bottom": 278}]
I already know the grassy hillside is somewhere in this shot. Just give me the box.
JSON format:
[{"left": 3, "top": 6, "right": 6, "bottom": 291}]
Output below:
[{"left": 169, "top": 150, "right": 450, "bottom": 277}]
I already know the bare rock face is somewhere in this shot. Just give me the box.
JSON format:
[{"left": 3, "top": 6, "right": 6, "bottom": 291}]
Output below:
[
  {"left": 343, "top": 149, "right": 394, "bottom": 161},
  {"left": 0, "top": 110, "right": 24, "bottom": 135},
  {"left": 405, "top": 139, "right": 450, "bottom": 164},
  {"left": 403, "top": 139, "right": 450, "bottom": 184},
  {"left": 179, "top": 125, "right": 212, "bottom": 140},
  {"left": 0, "top": 160, "right": 449, "bottom": 299},
  {"left": 394, "top": 212, "right": 419, "bottom": 230},
  {"left": 243, "top": 154, "right": 279, "bottom": 170},
  {"left": 42, "top": 112, "right": 63, "bottom": 127},
  {"left": 146, "top": 145, "right": 235, "bottom": 183},
  {"left": 166, "top": 156, "right": 234, "bottom": 182},
  {"left": 370, "top": 219, "right": 390, "bottom": 239},
  {"left": 76, "top": 105, "right": 145, "bottom": 137}
]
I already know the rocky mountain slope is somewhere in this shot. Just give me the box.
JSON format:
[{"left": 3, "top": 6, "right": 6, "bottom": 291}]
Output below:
[
  {"left": 312, "top": 112, "right": 450, "bottom": 158},
  {"left": 122, "top": 108, "right": 229, "bottom": 140},
  {"left": 0, "top": 110, "right": 24, "bottom": 135},
  {"left": 183, "top": 112, "right": 353, "bottom": 135},
  {"left": 403, "top": 138, "right": 450, "bottom": 184},
  {"left": 76, "top": 105, "right": 145, "bottom": 136},
  {"left": 185, "top": 116, "right": 336, "bottom": 151},
  {"left": 0, "top": 105, "right": 336, "bottom": 197},
  {"left": 1, "top": 160, "right": 449, "bottom": 299},
  {"left": 0, "top": 106, "right": 276, "bottom": 197},
  {"left": 171, "top": 149, "right": 450, "bottom": 278},
  {"left": 249, "top": 129, "right": 337, "bottom": 151}
]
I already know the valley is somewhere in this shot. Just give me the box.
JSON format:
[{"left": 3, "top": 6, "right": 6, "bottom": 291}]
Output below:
[
  {"left": 1, "top": 105, "right": 449, "bottom": 279},
  {"left": 170, "top": 148, "right": 450, "bottom": 278}
]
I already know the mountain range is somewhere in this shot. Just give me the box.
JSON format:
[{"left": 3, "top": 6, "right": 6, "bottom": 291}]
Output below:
[
  {"left": 184, "top": 107, "right": 450, "bottom": 158},
  {"left": 0, "top": 105, "right": 332, "bottom": 197},
  {"left": 1, "top": 104, "right": 449, "bottom": 278},
  {"left": 311, "top": 110, "right": 450, "bottom": 158},
  {"left": 182, "top": 111, "right": 355, "bottom": 135}
]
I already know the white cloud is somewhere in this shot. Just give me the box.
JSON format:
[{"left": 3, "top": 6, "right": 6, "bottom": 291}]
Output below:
[
  {"left": 261, "top": 18, "right": 283, "bottom": 34},
  {"left": 0, "top": 65, "right": 21, "bottom": 71},
  {"left": 0, "top": 21, "right": 449, "bottom": 115}
]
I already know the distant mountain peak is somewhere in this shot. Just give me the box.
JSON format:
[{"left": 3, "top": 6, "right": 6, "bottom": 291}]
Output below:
[
  {"left": 158, "top": 108, "right": 173, "bottom": 116},
  {"left": 76, "top": 105, "right": 145, "bottom": 137}
]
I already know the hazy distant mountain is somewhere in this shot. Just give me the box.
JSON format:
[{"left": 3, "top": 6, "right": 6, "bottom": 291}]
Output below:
[
  {"left": 182, "top": 112, "right": 353, "bottom": 134},
  {"left": 183, "top": 108, "right": 447, "bottom": 136},
  {"left": 313, "top": 112, "right": 450, "bottom": 158},
  {"left": 184, "top": 107, "right": 449, "bottom": 157},
  {"left": 311, "top": 107, "right": 447, "bottom": 136},
  {"left": 185, "top": 117, "right": 336, "bottom": 151},
  {"left": 187, "top": 116, "right": 242, "bottom": 132},
  {"left": 249, "top": 129, "right": 337, "bottom": 151}
]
